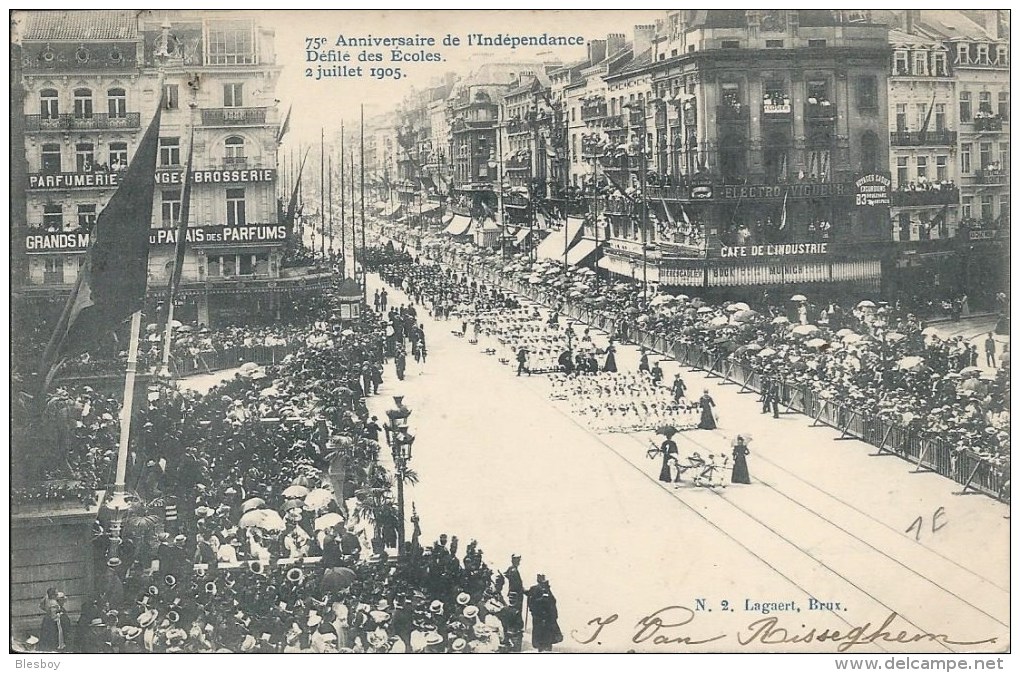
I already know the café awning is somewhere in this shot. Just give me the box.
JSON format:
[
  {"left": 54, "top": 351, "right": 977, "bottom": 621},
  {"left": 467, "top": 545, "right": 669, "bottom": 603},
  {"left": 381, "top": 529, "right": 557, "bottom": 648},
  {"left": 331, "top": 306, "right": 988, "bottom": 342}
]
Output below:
[
  {"left": 443, "top": 214, "right": 472, "bottom": 236},
  {"left": 420, "top": 202, "right": 442, "bottom": 216},
  {"left": 565, "top": 237, "right": 600, "bottom": 266},
  {"left": 514, "top": 227, "right": 532, "bottom": 244}
]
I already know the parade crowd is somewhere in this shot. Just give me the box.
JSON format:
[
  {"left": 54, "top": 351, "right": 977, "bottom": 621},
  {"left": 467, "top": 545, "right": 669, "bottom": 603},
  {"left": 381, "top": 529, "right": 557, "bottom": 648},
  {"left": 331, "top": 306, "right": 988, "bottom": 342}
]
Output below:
[{"left": 20, "top": 277, "right": 561, "bottom": 654}]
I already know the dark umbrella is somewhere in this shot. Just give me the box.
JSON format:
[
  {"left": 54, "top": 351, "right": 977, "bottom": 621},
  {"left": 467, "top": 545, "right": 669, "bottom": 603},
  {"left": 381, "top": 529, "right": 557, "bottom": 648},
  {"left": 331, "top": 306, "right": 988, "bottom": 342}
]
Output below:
[
  {"left": 656, "top": 425, "right": 678, "bottom": 437},
  {"left": 321, "top": 567, "right": 357, "bottom": 593}
]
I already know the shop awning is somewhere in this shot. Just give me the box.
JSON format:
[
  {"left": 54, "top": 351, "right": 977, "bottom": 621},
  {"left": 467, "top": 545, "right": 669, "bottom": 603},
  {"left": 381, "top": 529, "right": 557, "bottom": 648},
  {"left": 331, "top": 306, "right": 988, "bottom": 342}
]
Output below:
[
  {"left": 387, "top": 205, "right": 404, "bottom": 219},
  {"left": 535, "top": 212, "right": 549, "bottom": 230},
  {"left": 535, "top": 216, "right": 585, "bottom": 261},
  {"left": 514, "top": 227, "right": 532, "bottom": 244},
  {"left": 420, "top": 202, "right": 442, "bottom": 216},
  {"left": 443, "top": 214, "right": 472, "bottom": 236},
  {"left": 565, "top": 238, "right": 599, "bottom": 266},
  {"left": 442, "top": 213, "right": 455, "bottom": 225}
]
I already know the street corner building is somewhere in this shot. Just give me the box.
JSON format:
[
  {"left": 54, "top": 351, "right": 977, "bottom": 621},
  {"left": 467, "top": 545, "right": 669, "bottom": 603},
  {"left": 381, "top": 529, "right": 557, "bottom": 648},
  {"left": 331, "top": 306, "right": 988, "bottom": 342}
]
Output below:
[{"left": 11, "top": 9, "right": 329, "bottom": 329}]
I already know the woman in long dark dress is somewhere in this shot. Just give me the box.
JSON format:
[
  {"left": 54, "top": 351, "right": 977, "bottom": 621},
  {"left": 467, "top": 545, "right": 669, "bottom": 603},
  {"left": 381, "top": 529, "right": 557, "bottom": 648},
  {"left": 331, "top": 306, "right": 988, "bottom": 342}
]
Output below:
[
  {"left": 602, "top": 343, "right": 618, "bottom": 373},
  {"left": 658, "top": 435, "right": 678, "bottom": 483},
  {"left": 731, "top": 435, "right": 751, "bottom": 484},
  {"left": 697, "top": 390, "right": 717, "bottom": 430}
]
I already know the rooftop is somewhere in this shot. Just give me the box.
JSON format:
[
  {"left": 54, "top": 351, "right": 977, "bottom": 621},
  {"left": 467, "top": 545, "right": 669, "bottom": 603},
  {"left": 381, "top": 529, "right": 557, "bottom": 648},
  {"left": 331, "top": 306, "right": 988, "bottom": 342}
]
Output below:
[{"left": 23, "top": 10, "right": 139, "bottom": 41}]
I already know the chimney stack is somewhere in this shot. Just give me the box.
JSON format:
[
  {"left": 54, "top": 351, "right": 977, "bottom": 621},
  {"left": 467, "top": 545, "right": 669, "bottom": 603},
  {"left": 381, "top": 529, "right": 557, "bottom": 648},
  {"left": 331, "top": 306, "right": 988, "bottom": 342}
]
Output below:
[
  {"left": 633, "top": 24, "right": 656, "bottom": 57},
  {"left": 606, "top": 33, "right": 626, "bottom": 58},
  {"left": 587, "top": 38, "right": 607, "bottom": 65}
]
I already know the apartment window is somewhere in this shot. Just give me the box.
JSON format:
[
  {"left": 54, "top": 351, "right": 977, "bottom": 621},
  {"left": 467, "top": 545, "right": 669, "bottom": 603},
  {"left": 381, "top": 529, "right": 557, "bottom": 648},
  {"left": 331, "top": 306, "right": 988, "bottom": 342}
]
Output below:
[
  {"left": 916, "top": 156, "right": 927, "bottom": 181},
  {"left": 161, "top": 190, "right": 182, "bottom": 227},
  {"left": 73, "top": 88, "right": 94, "bottom": 119},
  {"left": 915, "top": 103, "right": 928, "bottom": 129},
  {"left": 933, "top": 51, "right": 948, "bottom": 76},
  {"left": 934, "top": 103, "right": 946, "bottom": 131},
  {"left": 721, "top": 40, "right": 740, "bottom": 50},
  {"left": 1000, "top": 142, "right": 1009, "bottom": 170},
  {"left": 997, "top": 92, "right": 1009, "bottom": 120},
  {"left": 207, "top": 20, "right": 255, "bottom": 65},
  {"left": 962, "top": 196, "right": 972, "bottom": 219},
  {"left": 41, "top": 143, "right": 61, "bottom": 173},
  {"left": 978, "top": 91, "right": 992, "bottom": 114},
  {"left": 959, "top": 92, "right": 971, "bottom": 123},
  {"left": 979, "top": 142, "right": 992, "bottom": 169},
  {"left": 896, "top": 157, "right": 909, "bottom": 186},
  {"left": 765, "top": 40, "right": 783, "bottom": 48},
  {"left": 570, "top": 107, "right": 575, "bottom": 123},
  {"left": 936, "top": 155, "right": 948, "bottom": 182},
  {"left": 860, "top": 131, "right": 879, "bottom": 173},
  {"left": 107, "top": 87, "right": 127, "bottom": 118},
  {"left": 226, "top": 188, "right": 246, "bottom": 226},
  {"left": 996, "top": 45, "right": 1008, "bottom": 66},
  {"left": 807, "top": 79, "right": 829, "bottom": 103},
  {"left": 75, "top": 143, "right": 95, "bottom": 172},
  {"left": 976, "top": 44, "right": 989, "bottom": 65},
  {"left": 912, "top": 51, "right": 928, "bottom": 76},
  {"left": 77, "top": 204, "right": 98, "bottom": 230},
  {"left": 43, "top": 204, "right": 63, "bottom": 231},
  {"left": 981, "top": 195, "right": 994, "bottom": 219},
  {"left": 223, "top": 83, "right": 243, "bottom": 108},
  {"left": 163, "top": 84, "right": 179, "bottom": 110},
  {"left": 857, "top": 76, "right": 878, "bottom": 111},
  {"left": 808, "top": 39, "right": 827, "bottom": 48},
  {"left": 224, "top": 136, "right": 245, "bottom": 164},
  {"left": 999, "top": 195, "right": 1009, "bottom": 222},
  {"left": 40, "top": 89, "right": 59, "bottom": 119},
  {"left": 720, "top": 82, "right": 742, "bottom": 109},
  {"left": 898, "top": 212, "right": 912, "bottom": 241},
  {"left": 956, "top": 43, "right": 969, "bottom": 65},
  {"left": 571, "top": 134, "right": 578, "bottom": 163},
  {"left": 109, "top": 142, "right": 128, "bottom": 168},
  {"left": 159, "top": 137, "right": 181, "bottom": 166},
  {"left": 44, "top": 257, "right": 64, "bottom": 281},
  {"left": 960, "top": 144, "right": 972, "bottom": 173},
  {"left": 893, "top": 51, "right": 909, "bottom": 75},
  {"left": 895, "top": 104, "right": 907, "bottom": 132}
]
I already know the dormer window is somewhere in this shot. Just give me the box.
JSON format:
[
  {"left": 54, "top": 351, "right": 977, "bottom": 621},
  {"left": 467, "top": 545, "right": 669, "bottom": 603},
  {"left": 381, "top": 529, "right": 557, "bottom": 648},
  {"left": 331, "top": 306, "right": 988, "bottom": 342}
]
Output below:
[
  {"left": 893, "top": 50, "right": 909, "bottom": 75},
  {"left": 995, "top": 45, "right": 1008, "bottom": 66},
  {"left": 913, "top": 51, "right": 928, "bottom": 76},
  {"left": 977, "top": 43, "right": 989, "bottom": 65},
  {"left": 956, "top": 43, "right": 969, "bottom": 65},
  {"left": 933, "top": 51, "right": 948, "bottom": 76}
]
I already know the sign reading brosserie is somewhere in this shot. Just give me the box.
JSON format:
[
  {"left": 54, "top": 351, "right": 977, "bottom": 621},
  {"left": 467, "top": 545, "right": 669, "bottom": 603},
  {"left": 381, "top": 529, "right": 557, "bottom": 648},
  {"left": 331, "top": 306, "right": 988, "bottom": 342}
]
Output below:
[
  {"left": 29, "top": 169, "right": 277, "bottom": 190},
  {"left": 24, "top": 224, "right": 287, "bottom": 253},
  {"left": 720, "top": 243, "right": 829, "bottom": 258}
]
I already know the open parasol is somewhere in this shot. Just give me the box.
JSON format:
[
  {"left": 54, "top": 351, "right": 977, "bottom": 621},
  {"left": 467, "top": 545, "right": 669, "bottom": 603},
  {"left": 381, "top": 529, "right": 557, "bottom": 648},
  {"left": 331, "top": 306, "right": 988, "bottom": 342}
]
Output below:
[
  {"left": 321, "top": 567, "right": 357, "bottom": 592},
  {"left": 241, "top": 497, "right": 266, "bottom": 513},
  {"left": 791, "top": 324, "right": 819, "bottom": 336},
  {"left": 238, "top": 508, "right": 285, "bottom": 531},
  {"left": 282, "top": 484, "right": 310, "bottom": 498},
  {"left": 304, "top": 488, "right": 336, "bottom": 511},
  {"left": 314, "top": 512, "right": 345, "bottom": 531}
]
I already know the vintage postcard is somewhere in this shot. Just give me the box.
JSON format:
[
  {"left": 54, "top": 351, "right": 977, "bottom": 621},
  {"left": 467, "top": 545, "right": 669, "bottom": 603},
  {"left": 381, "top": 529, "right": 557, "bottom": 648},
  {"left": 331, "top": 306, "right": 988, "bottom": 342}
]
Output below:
[{"left": 8, "top": 8, "right": 1011, "bottom": 662}]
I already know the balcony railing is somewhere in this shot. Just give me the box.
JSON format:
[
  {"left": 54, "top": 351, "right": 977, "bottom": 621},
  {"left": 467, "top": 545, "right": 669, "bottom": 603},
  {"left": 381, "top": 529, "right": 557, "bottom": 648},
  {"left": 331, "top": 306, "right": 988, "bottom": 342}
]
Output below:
[
  {"left": 974, "top": 168, "right": 1008, "bottom": 185},
  {"left": 506, "top": 120, "right": 531, "bottom": 136},
  {"left": 890, "top": 130, "right": 957, "bottom": 146},
  {"left": 973, "top": 115, "right": 1004, "bottom": 132},
  {"left": 804, "top": 102, "right": 837, "bottom": 120},
  {"left": 25, "top": 112, "right": 141, "bottom": 132},
  {"left": 716, "top": 105, "right": 749, "bottom": 122},
  {"left": 505, "top": 194, "right": 530, "bottom": 208},
  {"left": 890, "top": 186, "right": 960, "bottom": 207},
  {"left": 761, "top": 100, "right": 793, "bottom": 117},
  {"left": 201, "top": 107, "right": 268, "bottom": 127},
  {"left": 581, "top": 104, "right": 608, "bottom": 121}
]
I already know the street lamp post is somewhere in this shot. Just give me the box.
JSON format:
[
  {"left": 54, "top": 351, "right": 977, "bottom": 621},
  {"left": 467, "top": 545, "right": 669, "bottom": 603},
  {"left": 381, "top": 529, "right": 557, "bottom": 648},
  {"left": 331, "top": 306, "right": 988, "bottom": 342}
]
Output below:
[{"left": 392, "top": 428, "right": 414, "bottom": 552}]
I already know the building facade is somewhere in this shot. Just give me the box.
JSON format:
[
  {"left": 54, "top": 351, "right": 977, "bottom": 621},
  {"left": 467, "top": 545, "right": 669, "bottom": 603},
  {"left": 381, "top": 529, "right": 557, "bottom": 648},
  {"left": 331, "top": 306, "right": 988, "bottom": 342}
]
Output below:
[{"left": 15, "top": 10, "right": 318, "bottom": 326}]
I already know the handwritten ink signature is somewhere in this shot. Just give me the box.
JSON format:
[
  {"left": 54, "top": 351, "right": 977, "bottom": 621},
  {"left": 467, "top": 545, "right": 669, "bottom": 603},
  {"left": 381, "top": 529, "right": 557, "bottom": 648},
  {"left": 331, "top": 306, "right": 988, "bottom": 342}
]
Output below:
[{"left": 572, "top": 607, "right": 999, "bottom": 652}]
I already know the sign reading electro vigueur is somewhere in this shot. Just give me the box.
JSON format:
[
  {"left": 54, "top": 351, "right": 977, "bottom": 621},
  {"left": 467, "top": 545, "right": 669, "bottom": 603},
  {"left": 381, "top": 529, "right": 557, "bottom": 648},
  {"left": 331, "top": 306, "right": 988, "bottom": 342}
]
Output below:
[
  {"left": 28, "top": 169, "right": 277, "bottom": 190},
  {"left": 23, "top": 224, "right": 287, "bottom": 253}
]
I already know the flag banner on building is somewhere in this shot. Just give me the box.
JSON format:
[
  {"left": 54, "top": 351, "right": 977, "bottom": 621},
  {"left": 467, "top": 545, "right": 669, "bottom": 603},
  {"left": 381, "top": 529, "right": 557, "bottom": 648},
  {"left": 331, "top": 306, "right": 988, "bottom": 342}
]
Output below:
[
  {"left": 168, "top": 128, "right": 196, "bottom": 300},
  {"left": 779, "top": 189, "right": 789, "bottom": 230},
  {"left": 40, "top": 100, "right": 164, "bottom": 389},
  {"left": 599, "top": 159, "right": 635, "bottom": 202},
  {"left": 660, "top": 198, "right": 677, "bottom": 226},
  {"left": 284, "top": 148, "right": 310, "bottom": 243},
  {"left": 918, "top": 89, "right": 937, "bottom": 143},
  {"left": 924, "top": 203, "right": 951, "bottom": 234},
  {"left": 277, "top": 104, "right": 293, "bottom": 143}
]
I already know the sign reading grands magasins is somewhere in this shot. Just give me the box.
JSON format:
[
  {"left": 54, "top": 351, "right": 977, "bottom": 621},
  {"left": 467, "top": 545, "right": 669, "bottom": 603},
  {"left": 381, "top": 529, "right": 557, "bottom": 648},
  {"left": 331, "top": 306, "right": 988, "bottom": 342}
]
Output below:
[
  {"left": 28, "top": 168, "right": 277, "bottom": 190},
  {"left": 24, "top": 224, "right": 288, "bottom": 253}
]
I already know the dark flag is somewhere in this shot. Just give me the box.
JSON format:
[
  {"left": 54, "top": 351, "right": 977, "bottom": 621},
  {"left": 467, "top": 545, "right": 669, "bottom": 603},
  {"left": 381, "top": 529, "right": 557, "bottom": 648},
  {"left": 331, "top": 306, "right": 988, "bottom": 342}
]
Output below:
[
  {"left": 924, "top": 203, "right": 951, "bottom": 235},
  {"left": 277, "top": 104, "right": 292, "bottom": 143},
  {"left": 168, "top": 129, "right": 196, "bottom": 301},
  {"left": 40, "top": 100, "right": 163, "bottom": 390},
  {"left": 284, "top": 148, "right": 311, "bottom": 242},
  {"left": 599, "top": 158, "right": 635, "bottom": 202},
  {"left": 917, "top": 89, "right": 937, "bottom": 143}
]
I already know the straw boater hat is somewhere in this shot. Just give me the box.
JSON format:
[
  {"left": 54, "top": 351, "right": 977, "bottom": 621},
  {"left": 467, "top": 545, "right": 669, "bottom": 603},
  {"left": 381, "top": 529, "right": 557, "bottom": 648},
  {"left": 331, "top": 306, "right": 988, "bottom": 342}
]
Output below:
[
  {"left": 424, "top": 631, "right": 444, "bottom": 646},
  {"left": 121, "top": 626, "right": 142, "bottom": 641},
  {"left": 462, "top": 605, "right": 479, "bottom": 620},
  {"left": 451, "top": 638, "right": 467, "bottom": 652},
  {"left": 456, "top": 592, "right": 471, "bottom": 606},
  {"left": 137, "top": 609, "right": 159, "bottom": 629}
]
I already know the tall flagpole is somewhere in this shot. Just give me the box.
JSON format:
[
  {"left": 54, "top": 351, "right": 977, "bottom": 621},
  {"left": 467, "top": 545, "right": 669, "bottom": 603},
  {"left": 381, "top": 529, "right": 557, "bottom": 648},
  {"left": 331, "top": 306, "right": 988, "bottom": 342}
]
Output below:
[
  {"left": 320, "top": 127, "right": 326, "bottom": 260},
  {"left": 340, "top": 120, "right": 346, "bottom": 276},
  {"left": 360, "top": 103, "right": 367, "bottom": 302},
  {"left": 350, "top": 149, "right": 357, "bottom": 284},
  {"left": 328, "top": 152, "right": 334, "bottom": 256}
]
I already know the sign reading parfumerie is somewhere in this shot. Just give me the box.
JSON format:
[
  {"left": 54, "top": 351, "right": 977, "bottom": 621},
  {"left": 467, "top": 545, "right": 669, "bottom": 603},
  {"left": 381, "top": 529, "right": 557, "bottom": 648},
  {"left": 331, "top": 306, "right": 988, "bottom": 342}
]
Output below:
[
  {"left": 29, "top": 169, "right": 276, "bottom": 190},
  {"left": 24, "top": 224, "right": 287, "bottom": 253}
]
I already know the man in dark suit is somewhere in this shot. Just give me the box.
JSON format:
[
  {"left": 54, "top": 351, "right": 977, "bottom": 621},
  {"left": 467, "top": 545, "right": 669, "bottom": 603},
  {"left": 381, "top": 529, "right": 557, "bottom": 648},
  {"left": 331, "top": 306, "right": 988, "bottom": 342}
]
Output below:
[{"left": 505, "top": 554, "right": 524, "bottom": 612}]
